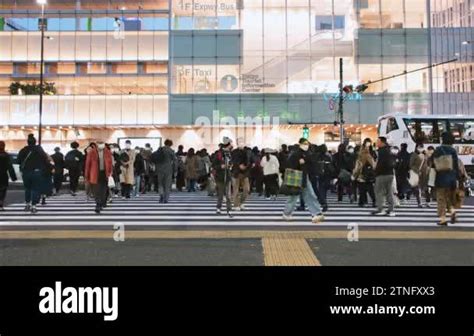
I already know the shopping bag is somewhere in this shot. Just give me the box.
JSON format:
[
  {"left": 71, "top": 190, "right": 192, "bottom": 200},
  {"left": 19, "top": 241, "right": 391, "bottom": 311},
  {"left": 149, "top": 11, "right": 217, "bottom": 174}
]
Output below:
[
  {"left": 408, "top": 170, "right": 419, "bottom": 187},
  {"left": 108, "top": 176, "right": 115, "bottom": 188},
  {"left": 428, "top": 168, "right": 436, "bottom": 187},
  {"left": 280, "top": 169, "right": 303, "bottom": 195},
  {"left": 283, "top": 168, "right": 303, "bottom": 188}
]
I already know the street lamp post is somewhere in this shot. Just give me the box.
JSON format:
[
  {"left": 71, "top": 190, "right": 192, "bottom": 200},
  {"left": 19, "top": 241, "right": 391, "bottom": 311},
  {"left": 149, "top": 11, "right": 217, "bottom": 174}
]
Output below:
[{"left": 37, "top": 0, "right": 47, "bottom": 145}]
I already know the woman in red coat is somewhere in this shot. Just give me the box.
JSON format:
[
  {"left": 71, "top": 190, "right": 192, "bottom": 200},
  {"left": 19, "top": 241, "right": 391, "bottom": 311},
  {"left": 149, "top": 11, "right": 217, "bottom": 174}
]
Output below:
[{"left": 85, "top": 141, "right": 113, "bottom": 213}]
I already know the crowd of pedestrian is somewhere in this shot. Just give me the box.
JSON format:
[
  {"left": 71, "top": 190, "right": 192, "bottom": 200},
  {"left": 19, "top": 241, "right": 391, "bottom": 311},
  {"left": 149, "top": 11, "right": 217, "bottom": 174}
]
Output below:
[{"left": 0, "top": 132, "right": 470, "bottom": 226}]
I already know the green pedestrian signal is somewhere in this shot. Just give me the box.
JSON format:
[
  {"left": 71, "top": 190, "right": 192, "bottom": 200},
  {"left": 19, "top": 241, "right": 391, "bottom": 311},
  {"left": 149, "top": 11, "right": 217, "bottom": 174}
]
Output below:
[{"left": 302, "top": 125, "right": 309, "bottom": 139}]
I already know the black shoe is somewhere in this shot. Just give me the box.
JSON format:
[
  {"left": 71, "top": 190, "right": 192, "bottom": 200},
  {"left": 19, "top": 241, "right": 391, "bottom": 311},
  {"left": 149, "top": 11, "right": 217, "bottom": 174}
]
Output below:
[
  {"left": 296, "top": 206, "right": 305, "bottom": 211},
  {"left": 95, "top": 206, "right": 101, "bottom": 214},
  {"left": 451, "top": 212, "right": 457, "bottom": 224},
  {"left": 30, "top": 206, "right": 38, "bottom": 214},
  {"left": 41, "top": 197, "right": 46, "bottom": 205},
  {"left": 358, "top": 203, "right": 364, "bottom": 208},
  {"left": 322, "top": 205, "right": 328, "bottom": 212}
]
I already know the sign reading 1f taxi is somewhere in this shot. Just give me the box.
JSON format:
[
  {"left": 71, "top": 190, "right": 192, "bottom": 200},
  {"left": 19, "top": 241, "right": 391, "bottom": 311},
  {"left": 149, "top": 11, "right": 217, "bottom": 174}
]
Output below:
[{"left": 178, "top": 0, "right": 241, "bottom": 11}]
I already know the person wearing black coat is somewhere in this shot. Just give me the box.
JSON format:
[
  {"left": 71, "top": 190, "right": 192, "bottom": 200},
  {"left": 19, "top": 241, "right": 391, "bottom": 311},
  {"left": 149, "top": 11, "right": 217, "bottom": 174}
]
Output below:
[
  {"left": 17, "top": 134, "right": 50, "bottom": 213},
  {"left": 133, "top": 147, "right": 145, "bottom": 197},
  {"left": 51, "top": 147, "right": 65, "bottom": 194},
  {"left": 396, "top": 143, "right": 411, "bottom": 201},
  {"left": 282, "top": 138, "right": 324, "bottom": 224},
  {"left": 65, "top": 141, "right": 84, "bottom": 196},
  {"left": 0, "top": 141, "right": 17, "bottom": 210},
  {"left": 333, "top": 143, "right": 355, "bottom": 202}
]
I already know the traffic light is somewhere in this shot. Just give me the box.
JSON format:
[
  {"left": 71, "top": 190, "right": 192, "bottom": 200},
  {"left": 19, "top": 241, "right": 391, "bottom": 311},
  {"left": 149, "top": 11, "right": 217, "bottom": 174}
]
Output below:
[{"left": 302, "top": 125, "right": 310, "bottom": 139}]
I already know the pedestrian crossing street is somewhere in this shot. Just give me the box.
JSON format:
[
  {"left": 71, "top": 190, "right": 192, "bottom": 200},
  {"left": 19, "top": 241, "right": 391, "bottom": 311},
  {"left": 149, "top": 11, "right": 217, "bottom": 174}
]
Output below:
[{"left": 2, "top": 192, "right": 474, "bottom": 228}]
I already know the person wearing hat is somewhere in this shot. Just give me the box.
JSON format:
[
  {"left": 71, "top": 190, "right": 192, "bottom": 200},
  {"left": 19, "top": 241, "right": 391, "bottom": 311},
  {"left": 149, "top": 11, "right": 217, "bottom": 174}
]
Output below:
[
  {"left": 212, "top": 137, "right": 233, "bottom": 215},
  {"left": 65, "top": 141, "right": 84, "bottom": 196},
  {"left": 17, "top": 134, "right": 50, "bottom": 213},
  {"left": 0, "top": 141, "right": 17, "bottom": 211},
  {"left": 261, "top": 148, "right": 280, "bottom": 200},
  {"left": 51, "top": 147, "right": 65, "bottom": 195}
]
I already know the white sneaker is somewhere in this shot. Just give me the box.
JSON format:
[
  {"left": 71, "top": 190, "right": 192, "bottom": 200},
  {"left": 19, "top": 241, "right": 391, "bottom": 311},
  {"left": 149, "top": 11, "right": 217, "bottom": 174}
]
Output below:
[
  {"left": 233, "top": 206, "right": 241, "bottom": 211},
  {"left": 216, "top": 208, "right": 221, "bottom": 215},
  {"left": 282, "top": 214, "right": 292, "bottom": 221},
  {"left": 386, "top": 211, "right": 396, "bottom": 217},
  {"left": 312, "top": 214, "right": 325, "bottom": 224},
  {"left": 239, "top": 204, "right": 245, "bottom": 210}
]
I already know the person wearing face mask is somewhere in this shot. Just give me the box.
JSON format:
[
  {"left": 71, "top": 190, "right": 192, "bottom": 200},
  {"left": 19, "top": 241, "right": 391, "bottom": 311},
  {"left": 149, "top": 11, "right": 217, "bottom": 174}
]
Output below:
[
  {"left": 133, "top": 147, "right": 145, "bottom": 197},
  {"left": 333, "top": 143, "right": 355, "bottom": 203},
  {"left": 409, "top": 143, "right": 426, "bottom": 208},
  {"left": 85, "top": 141, "right": 113, "bottom": 214},
  {"left": 372, "top": 137, "right": 396, "bottom": 217},
  {"left": 119, "top": 140, "right": 136, "bottom": 199},
  {"left": 283, "top": 138, "right": 325, "bottom": 224},
  {"left": 423, "top": 146, "right": 435, "bottom": 205},
  {"left": 231, "top": 137, "right": 251, "bottom": 211}
]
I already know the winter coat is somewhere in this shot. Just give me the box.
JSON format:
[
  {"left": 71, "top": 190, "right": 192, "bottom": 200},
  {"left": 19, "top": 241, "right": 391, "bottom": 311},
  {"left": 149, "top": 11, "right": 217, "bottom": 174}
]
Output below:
[
  {"left": 231, "top": 148, "right": 250, "bottom": 177},
  {"left": 0, "top": 151, "right": 17, "bottom": 188},
  {"left": 212, "top": 149, "right": 232, "bottom": 183},
  {"left": 375, "top": 146, "right": 395, "bottom": 177},
  {"left": 51, "top": 152, "right": 65, "bottom": 175},
  {"left": 18, "top": 145, "right": 50, "bottom": 173},
  {"left": 152, "top": 146, "right": 177, "bottom": 176},
  {"left": 261, "top": 154, "right": 280, "bottom": 176},
  {"left": 134, "top": 153, "right": 145, "bottom": 176},
  {"left": 84, "top": 147, "right": 113, "bottom": 185},
  {"left": 185, "top": 155, "right": 200, "bottom": 180},
  {"left": 119, "top": 149, "right": 136, "bottom": 185}
]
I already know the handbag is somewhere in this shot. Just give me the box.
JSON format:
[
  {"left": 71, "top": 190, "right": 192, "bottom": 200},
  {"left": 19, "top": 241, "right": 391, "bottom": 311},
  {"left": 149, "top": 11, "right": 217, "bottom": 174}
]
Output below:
[
  {"left": 108, "top": 176, "right": 115, "bottom": 188},
  {"left": 428, "top": 167, "right": 436, "bottom": 187},
  {"left": 408, "top": 170, "right": 419, "bottom": 187},
  {"left": 338, "top": 169, "right": 352, "bottom": 184}
]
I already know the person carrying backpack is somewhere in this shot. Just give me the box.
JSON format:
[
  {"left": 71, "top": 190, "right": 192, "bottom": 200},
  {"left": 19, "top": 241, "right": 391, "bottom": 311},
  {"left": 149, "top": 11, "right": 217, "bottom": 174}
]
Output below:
[
  {"left": 433, "top": 132, "right": 460, "bottom": 226},
  {"left": 0, "top": 141, "right": 17, "bottom": 211},
  {"left": 353, "top": 144, "right": 376, "bottom": 208}
]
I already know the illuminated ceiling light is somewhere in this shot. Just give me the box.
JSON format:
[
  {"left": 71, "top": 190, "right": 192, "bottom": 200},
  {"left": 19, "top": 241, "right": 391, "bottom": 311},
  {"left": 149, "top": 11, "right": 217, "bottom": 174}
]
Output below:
[
  {"left": 36, "top": 0, "right": 47, "bottom": 4},
  {"left": 21, "top": 126, "right": 25, "bottom": 130},
  {"left": 69, "top": 125, "right": 73, "bottom": 129},
  {"left": 121, "top": 6, "right": 126, "bottom": 10},
  {"left": 59, "top": 126, "right": 62, "bottom": 129},
  {"left": 46, "top": 126, "right": 50, "bottom": 130},
  {"left": 34, "top": 126, "right": 38, "bottom": 130}
]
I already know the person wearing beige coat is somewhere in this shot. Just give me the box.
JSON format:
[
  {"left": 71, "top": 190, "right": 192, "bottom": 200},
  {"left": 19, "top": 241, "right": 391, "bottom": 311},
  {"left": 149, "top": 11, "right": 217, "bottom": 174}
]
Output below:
[
  {"left": 119, "top": 140, "right": 136, "bottom": 199},
  {"left": 352, "top": 147, "right": 376, "bottom": 207}
]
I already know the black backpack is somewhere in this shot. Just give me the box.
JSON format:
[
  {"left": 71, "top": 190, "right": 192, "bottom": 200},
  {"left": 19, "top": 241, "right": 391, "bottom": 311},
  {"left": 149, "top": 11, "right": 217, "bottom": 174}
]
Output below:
[
  {"left": 362, "top": 163, "right": 376, "bottom": 183},
  {"left": 152, "top": 147, "right": 166, "bottom": 164}
]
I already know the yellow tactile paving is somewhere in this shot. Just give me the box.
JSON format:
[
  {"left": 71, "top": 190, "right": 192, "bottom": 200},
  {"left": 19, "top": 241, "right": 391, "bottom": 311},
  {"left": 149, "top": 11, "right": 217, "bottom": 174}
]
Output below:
[{"left": 262, "top": 237, "right": 321, "bottom": 266}]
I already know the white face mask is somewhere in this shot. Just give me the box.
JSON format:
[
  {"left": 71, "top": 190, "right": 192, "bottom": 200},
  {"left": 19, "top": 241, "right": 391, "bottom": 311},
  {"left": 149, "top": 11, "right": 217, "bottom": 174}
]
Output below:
[
  {"left": 135, "top": 149, "right": 140, "bottom": 154},
  {"left": 417, "top": 147, "right": 423, "bottom": 152},
  {"left": 125, "top": 144, "right": 131, "bottom": 150},
  {"left": 347, "top": 148, "right": 354, "bottom": 154},
  {"left": 365, "top": 142, "right": 372, "bottom": 148},
  {"left": 97, "top": 143, "right": 105, "bottom": 150},
  {"left": 300, "top": 144, "right": 309, "bottom": 151},
  {"left": 392, "top": 149, "right": 399, "bottom": 155}
]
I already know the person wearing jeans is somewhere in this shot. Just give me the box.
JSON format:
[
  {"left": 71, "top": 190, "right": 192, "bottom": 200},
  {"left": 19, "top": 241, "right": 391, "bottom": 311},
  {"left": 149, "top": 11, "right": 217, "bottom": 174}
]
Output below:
[
  {"left": 283, "top": 138, "right": 324, "bottom": 224},
  {"left": 17, "top": 134, "right": 50, "bottom": 214}
]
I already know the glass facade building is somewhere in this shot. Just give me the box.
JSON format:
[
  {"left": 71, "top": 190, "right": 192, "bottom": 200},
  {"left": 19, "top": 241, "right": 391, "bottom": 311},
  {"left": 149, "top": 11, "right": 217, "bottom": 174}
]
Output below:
[{"left": 0, "top": 0, "right": 472, "bottom": 149}]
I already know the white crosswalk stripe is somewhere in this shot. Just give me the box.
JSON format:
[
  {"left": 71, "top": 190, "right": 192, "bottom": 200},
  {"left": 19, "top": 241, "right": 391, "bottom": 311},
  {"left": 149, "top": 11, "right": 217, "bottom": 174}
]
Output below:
[{"left": 2, "top": 192, "right": 474, "bottom": 228}]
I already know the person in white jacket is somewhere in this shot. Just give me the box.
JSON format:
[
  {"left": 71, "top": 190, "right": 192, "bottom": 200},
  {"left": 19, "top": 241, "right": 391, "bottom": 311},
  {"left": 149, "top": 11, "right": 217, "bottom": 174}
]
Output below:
[{"left": 261, "top": 149, "right": 280, "bottom": 200}]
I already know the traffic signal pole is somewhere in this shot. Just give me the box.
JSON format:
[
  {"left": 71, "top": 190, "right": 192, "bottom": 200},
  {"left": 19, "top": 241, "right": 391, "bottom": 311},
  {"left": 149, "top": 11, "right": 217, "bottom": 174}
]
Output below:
[{"left": 338, "top": 58, "right": 344, "bottom": 145}]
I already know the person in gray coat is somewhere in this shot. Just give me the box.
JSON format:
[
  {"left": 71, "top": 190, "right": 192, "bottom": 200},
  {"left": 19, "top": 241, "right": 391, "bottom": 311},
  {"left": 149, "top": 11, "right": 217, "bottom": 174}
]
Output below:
[{"left": 151, "top": 139, "right": 177, "bottom": 203}]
